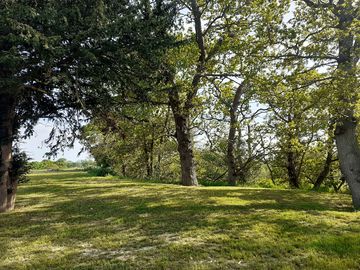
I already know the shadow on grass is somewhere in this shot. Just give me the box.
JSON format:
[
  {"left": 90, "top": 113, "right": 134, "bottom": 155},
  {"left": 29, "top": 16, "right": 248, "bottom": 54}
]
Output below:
[{"left": 1, "top": 172, "right": 359, "bottom": 269}]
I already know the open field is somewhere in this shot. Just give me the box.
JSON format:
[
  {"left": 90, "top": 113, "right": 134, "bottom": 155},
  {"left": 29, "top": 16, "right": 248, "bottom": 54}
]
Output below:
[{"left": 1, "top": 171, "right": 360, "bottom": 270}]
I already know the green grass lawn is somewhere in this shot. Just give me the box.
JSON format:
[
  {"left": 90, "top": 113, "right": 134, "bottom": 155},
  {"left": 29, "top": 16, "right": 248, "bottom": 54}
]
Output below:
[{"left": 1, "top": 171, "right": 360, "bottom": 270}]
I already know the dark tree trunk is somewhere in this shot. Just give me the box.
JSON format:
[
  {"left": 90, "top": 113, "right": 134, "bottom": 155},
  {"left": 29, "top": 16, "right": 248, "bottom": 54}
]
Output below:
[
  {"left": 0, "top": 94, "right": 16, "bottom": 212},
  {"left": 313, "top": 151, "right": 333, "bottom": 191},
  {"left": 149, "top": 129, "right": 154, "bottom": 178},
  {"left": 227, "top": 122, "right": 237, "bottom": 186},
  {"left": 173, "top": 113, "right": 198, "bottom": 186},
  {"left": 168, "top": 90, "right": 198, "bottom": 186},
  {"left": 121, "top": 164, "right": 126, "bottom": 176},
  {"left": 286, "top": 151, "right": 300, "bottom": 188},
  {"left": 143, "top": 134, "right": 154, "bottom": 179},
  {"left": 227, "top": 83, "right": 246, "bottom": 186}
]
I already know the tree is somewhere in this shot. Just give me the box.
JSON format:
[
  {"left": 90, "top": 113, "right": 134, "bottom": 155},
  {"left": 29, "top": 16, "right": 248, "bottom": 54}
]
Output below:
[
  {"left": 0, "top": 0, "right": 175, "bottom": 212},
  {"left": 165, "top": 0, "right": 206, "bottom": 186},
  {"left": 289, "top": 0, "right": 360, "bottom": 207},
  {"left": 221, "top": 0, "right": 288, "bottom": 186},
  {"left": 259, "top": 68, "right": 331, "bottom": 188},
  {"left": 81, "top": 105, "right": 178, "bottom": 180},
  {"left": 166, "top": 0, "right": 289, "bottom": 186}
]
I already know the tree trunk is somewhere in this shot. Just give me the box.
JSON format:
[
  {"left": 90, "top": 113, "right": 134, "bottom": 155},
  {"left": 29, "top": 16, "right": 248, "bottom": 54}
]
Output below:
[
  {"left": 143, "top": 135, "right": 154, "bottom": 179},
  {"left": 149, "top": 129, "right": 154, "bottom": 178},
  {"left": 313, "top": 151, "right": 333, "bottom": 191},
  {"left": 227, "top": 83, "right": 246, "bottom": 186},
  {"left": 121, "top": 164, "right": 126, "bottom": 176},
  {"left": 0, "top": 94, "right": 16, "bottom": 212},
  {"left": 169, "top": 91, "right": 198, "bottom": 186},
  {"left": 335, "top": 117, "right": 360, "bottom": 208},
  {"left": 286, "top": 151, "right": 300, "bottom": 188},
  {"left": 173, "top": 113, "right": 198, "bottom": 186},
  {"left": 227, "top": 120, "right": 237, "bottom": 185},
  {"left": 165, "top": 0, "right": 204, "bottom": 187}
]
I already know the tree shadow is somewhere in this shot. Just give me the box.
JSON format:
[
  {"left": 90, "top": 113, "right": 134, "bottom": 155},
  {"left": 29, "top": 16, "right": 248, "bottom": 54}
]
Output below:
[{"left": 1, "top": 177, "right": 359, "bottom": 269}]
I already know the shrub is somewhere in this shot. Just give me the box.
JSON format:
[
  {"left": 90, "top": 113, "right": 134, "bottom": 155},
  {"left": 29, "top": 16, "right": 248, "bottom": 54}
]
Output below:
[
  {"left": 255, "top": 178, "right": 277, "bottom": 189},
  {"left": 87, "top": 166, "right": 116, "bottom": 177}
]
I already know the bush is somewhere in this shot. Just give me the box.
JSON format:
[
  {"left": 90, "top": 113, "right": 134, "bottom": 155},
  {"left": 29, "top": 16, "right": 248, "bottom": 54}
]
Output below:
[
  {"left": 255, "top": 178, "right": 277, "bottom": 189},
  {"left": 87, "top": 166, "right": 116, "bottom": 177}
]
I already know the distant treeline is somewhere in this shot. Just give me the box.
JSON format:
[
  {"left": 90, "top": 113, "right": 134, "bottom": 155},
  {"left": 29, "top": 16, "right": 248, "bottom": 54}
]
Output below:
[{"left": 30, "top": 159, "right": 96, "bottom": 171}]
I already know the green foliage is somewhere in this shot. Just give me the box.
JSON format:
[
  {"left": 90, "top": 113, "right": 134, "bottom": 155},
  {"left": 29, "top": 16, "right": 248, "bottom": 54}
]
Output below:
[
  {"left": 81, "top": 105, "right": 180, "bottom": 180},
  {"left": 11, "top": 149, "right": 31, "bottom": 184},
  {"left": 255, "top": 178, "right": 277, "bottom": 189},
  {"left": 1, "top": 0, "right": 176, "bottom": 156},
  {"left": 196, "top": 143, "right": 227, "bottom": 182},
  {"left": 30, "top": 159, "right": 95, "bottom": 171},
  {"left": 86, "top": 166, "right": 116, "bottom": 177}
]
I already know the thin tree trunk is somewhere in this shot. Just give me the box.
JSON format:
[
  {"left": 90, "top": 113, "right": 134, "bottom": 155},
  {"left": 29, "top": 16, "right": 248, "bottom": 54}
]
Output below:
[
  {"left": 227, "top": 83, "right": 246, "bottom": 186},
  {"left": 227, "top": 86, "right": 241, "bottom": 186},
  {"left": 0, "top": 94, "right": 16, "bottom": 212},
  {"left": 265, "top": 162, "right": 276, "bottom": 185},
  {"left": 313, "top": 150, "right": 333, "bottom": 191},
  {"left": 149, "top": 128, "right": 154, "bottom": 178},
  {"left": 121, "top": 164, "right": 126, "bottom": 176},
  {"left": 144, "top": 140, "right": 151, "bottom": 178},
  {"left": 143, "top": 135, "right": 154, "bottom": 179},
  {"left": 227, "top": 120, "right": 237, "bottom": 185}
]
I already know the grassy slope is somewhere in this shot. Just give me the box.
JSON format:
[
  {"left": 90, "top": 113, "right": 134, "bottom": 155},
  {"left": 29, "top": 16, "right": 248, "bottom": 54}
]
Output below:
[{"left": 1, "top": 172, "right": 360, "bottom": 270}]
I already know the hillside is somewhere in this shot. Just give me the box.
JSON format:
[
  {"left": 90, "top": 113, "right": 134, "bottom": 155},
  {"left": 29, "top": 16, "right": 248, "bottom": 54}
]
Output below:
[{"left": 1, "top": 172, "right": 359, "bottom": 270}]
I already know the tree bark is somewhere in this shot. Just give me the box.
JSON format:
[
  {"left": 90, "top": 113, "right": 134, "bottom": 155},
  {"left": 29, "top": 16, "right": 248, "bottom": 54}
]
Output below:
[
  {"left": 169, "top": 90, "right": 198, "bottom": 186},
  {"left": 227, "top": 83, "right": 246, "bottom": 186},
  {"left": 335, "top": 117, "right": 360, "bottom": 208},
  {"left": 121, "top": 164, "right": 126, "bottom": 177},
  {"left": 175, "top": 119, "right": 197, "bottom": 186},
  {"left": 0, "top": 94, "right": 16, "bottom": 212},
  {"left": 143, "top": 133, "right": 154, "bottom": 179},
  {"left": 286, "top": 151, "right": 300, "bottom": 188}
]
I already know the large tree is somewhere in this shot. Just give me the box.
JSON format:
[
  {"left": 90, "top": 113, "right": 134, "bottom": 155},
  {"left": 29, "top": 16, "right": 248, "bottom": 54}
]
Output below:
[
  {"left": 166, "top": 0, "right": 289, "bottom": 186},
  {"left": 0, "top": 0, "right": 174, "bottom": 212},
  {"left": 287, "top": 0, "right": 359, "bottom": 207}
]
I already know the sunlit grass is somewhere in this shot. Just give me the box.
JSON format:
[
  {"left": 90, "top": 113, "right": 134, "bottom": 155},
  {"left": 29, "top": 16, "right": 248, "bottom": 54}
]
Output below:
[{"left": 1, "top": 171, "right": 359, "bottom": 269}]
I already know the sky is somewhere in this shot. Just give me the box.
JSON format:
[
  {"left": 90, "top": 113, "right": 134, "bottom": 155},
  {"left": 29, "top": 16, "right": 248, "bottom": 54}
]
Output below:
[{"left": 20, "top": 121, "right": 92, "bottom": 162}]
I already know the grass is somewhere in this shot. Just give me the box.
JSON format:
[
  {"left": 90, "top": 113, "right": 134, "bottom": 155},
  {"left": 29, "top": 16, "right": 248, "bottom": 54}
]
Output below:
[{"left": 1, "top": 171, "right": 360, "bottom": 270}]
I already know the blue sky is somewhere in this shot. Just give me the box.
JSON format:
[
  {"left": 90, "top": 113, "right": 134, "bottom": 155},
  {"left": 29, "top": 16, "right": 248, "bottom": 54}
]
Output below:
[{"left": 20, "top": 121, "right": 91, "bottom": 162}]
